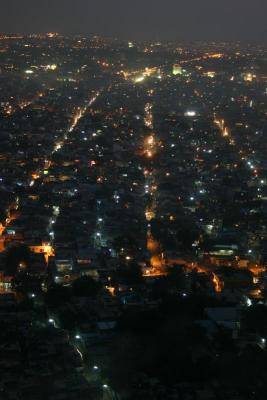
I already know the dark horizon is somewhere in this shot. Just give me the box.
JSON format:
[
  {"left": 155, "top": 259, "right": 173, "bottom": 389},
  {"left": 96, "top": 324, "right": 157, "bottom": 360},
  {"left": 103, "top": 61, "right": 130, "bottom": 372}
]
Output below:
[{"left": 1, "top": 0, "right": 267, "bottom": 44}]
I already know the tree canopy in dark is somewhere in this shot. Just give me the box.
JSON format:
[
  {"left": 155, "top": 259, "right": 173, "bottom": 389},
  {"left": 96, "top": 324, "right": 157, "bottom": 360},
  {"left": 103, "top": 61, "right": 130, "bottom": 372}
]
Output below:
[
  {"left": 4, "top": 244, "right": 31, "bottom": 276},
  {"left": 72, "top": 275, "right": 102, "bottom": 297}
]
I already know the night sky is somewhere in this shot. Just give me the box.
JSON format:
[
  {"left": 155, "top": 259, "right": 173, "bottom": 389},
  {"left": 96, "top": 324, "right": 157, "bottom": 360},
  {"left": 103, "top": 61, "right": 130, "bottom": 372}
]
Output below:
[{"left": 1, "top": 0, "right": 267, "bottom": 42}]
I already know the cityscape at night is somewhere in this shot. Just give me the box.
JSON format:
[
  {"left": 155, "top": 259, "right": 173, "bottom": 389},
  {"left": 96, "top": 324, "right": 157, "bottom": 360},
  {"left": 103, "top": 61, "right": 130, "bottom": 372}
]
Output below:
[{"left": 0, "top": 2, "right": 267, "bottom": 399}]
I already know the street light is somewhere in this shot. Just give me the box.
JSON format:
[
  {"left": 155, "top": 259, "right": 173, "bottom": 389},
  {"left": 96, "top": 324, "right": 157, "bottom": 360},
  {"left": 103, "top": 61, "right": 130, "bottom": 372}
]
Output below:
[{"left": 246, "top": 298, "right": 252, "bottom": 307}]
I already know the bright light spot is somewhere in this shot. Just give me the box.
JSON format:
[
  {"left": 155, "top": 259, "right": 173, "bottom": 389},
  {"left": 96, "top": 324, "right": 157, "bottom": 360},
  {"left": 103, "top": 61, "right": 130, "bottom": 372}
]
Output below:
[
  {"left": 173, "top": 64, "right": 182, "bottom": 75},
  {"left": 134, "top": 76, "right": 145, "bottom": 83},
  {"left": 246, "top": 298, "right": 252, "bottom": 307},
  {"left": 45, "top": 64, "right": 57, "bottom": 71},
  {"left": 147, "top": 136, "right": 154, "bottom": 145},
  {"left": 206, "top": 71, "right": 216, "bottom": 78},
  {"left": 223, "top": 128, "right": 229, "bottom": 137},
  {"left": 184, "top": 111, "right": 196, "bottom": 117}
]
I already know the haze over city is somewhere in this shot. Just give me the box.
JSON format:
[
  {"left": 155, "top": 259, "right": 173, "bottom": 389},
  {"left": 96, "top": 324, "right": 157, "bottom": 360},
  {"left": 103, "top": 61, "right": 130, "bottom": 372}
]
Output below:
[{"left": 1, "top": 0, "right": 267, "bottom": 42}]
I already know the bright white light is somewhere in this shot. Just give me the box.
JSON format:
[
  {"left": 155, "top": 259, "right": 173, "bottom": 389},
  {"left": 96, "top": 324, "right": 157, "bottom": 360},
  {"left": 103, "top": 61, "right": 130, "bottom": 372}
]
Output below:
[
  {"left": 184, "top": 111, "right": 196, "bottom": 117},
  {"left": 75, "top": 335, "right": 81, "bottom": 339},
  {"left": 246, "top": 298, "right": 252, "bottom": 307}
]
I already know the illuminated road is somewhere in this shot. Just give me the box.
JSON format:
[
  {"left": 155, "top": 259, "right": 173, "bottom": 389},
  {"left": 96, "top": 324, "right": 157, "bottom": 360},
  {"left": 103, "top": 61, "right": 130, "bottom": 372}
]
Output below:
[
  {"left": 0, "top": 91, "right": 102, "bottom": 257},
  {"left": 213, "top": 114, "right": 265, "bottom": 278},
  {"left": 38, "top": 90, "right": 102, "bottom": 252},
  {"left": 142, "top": 95, "right": 165, "bottom": 275}
]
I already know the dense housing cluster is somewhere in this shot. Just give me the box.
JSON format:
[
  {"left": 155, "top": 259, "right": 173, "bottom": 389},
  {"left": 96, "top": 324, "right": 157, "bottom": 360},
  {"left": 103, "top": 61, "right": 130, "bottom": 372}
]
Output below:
[{"left": 0, "top": 34, "right": 267, "bottom": 399}]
